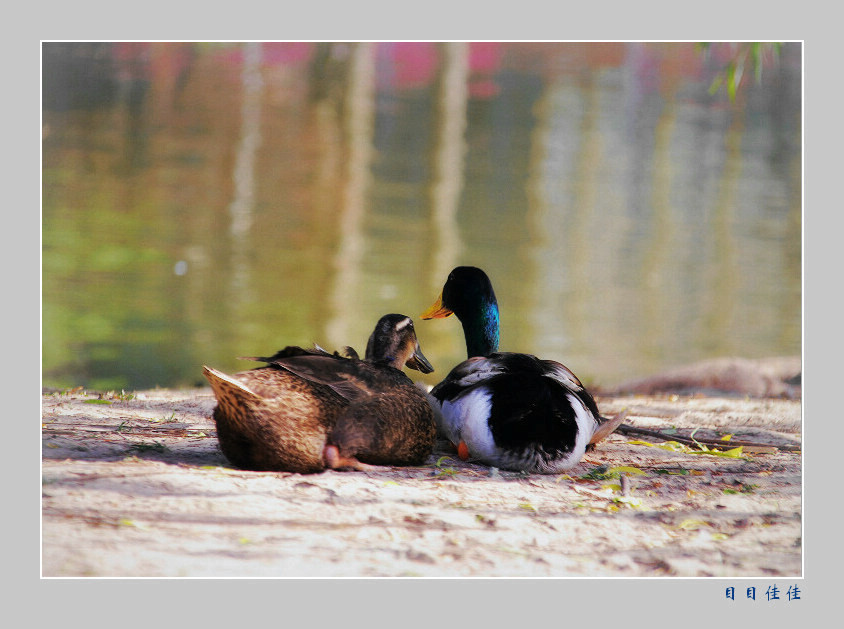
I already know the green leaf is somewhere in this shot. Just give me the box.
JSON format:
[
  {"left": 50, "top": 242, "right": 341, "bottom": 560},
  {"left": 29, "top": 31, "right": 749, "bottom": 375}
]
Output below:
[
  {"left": 83, "top": 399, "right": 113, "bottom": 405},
  {"left": 708, "top": 74, "right": 723, "bottom": 96},
  {"left": 724, "top": 483, "right": 758, "bottom": 495},
  {"left": 580, "top": 465, "right": 612, "bottom": 480},
  {"left": 607, "top": 466, "right": 646, "bottom": 476},
  {"left": 630, "top": 438, "right": 749, "bottom": 460},
  {"left": 702, "top": 42, "right": 782, "bottom": 101},
  {"left": 726, "top": 62, "right": 737, "bottom": 102},
  {"left": 654, "top": 467, "right": 690, "bottom": 476}
]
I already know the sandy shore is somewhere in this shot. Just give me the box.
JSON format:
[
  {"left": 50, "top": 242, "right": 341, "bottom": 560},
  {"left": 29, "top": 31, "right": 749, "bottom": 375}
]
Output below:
[{"left": 41, "top": 373, "right": 801, "bottom": 578}]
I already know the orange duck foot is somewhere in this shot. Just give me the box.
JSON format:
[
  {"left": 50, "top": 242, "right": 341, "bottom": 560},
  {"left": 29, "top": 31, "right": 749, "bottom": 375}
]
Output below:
[
  {"left": 323, "top": 445, "right": 377, "bottom": 472},
  {"left": 457, "top": 441, "right": 470, "bottom": 461}
]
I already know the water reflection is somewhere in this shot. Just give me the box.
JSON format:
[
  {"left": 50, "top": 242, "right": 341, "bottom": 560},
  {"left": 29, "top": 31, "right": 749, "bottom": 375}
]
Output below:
[
  {"left": 42, "top": 42, "right": 802, "bottom": 391},
  {"left": 428, "top": 42, "right": 468, "bottom": 289},
  {"left": 228, "top": 41, "right": 263, "bottom": 333},
  {"left": 320, "top": 42, "right": 373, "bottom": 349}
]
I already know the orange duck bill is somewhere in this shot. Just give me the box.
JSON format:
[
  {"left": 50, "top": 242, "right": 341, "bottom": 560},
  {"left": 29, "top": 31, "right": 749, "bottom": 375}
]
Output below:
[{"left": 421, "top": 293, "right": 453, "bottom": 319}]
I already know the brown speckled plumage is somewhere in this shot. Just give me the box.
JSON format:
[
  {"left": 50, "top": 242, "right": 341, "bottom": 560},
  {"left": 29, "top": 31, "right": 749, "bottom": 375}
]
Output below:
[{"left": 203, "top": 314, "right": 436, "bottom": 473}]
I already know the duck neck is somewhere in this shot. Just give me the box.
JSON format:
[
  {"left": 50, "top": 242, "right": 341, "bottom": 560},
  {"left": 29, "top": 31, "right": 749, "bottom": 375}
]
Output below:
[
  {"left": 372, "top": 357, "right": 401, "bottom": 371},
  {"left": 461, "top": 301, "right": 500, "bottom": 358}
]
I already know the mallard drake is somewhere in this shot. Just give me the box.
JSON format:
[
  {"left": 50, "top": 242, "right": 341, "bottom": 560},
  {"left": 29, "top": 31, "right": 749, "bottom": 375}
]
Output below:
[
  {"left": 203, "top": 314, "right": 437, "bottom": 474},
  {"left": 421, "top": 266, "right": 621, "bottom": 473}
]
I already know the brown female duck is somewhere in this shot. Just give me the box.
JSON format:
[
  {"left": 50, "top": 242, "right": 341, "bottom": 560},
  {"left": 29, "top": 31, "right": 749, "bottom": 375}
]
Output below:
[{"left": 203, "top": 314, "right": 437, "bottom": 473}]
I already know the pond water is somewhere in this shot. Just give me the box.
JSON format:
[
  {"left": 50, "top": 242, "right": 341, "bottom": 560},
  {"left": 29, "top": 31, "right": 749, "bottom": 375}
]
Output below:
[{"left": 42, "top": 42, "right": 802, "bottom": 391}]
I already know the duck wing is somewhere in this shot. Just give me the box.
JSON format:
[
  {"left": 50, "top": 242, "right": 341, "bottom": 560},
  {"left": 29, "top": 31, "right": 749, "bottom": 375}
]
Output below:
[
  {"left": 240, "top": 346, "right": 374, "bottom": 402},
  {"left": 275, "top": 356, "right": 380, "bottom": 402},
  {"left": 430, "top": 352, "right": 603, "bottom": 452},
  {"left": 538, "top": 357, "right": 601, "bottom": 416},
  {"left": 240, "top": 343, "right": 337, "bottom": 363},
  {"left": 429, "top": 355, "right": 499, "bottom": 400},
  {"left": 431, "top": 352, "right": 589, "bottom": 399}
]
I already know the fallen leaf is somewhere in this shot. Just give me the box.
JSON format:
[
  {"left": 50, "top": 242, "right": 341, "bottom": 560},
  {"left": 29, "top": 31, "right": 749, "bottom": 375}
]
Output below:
[
  {"left": 613, "top": 495, "right": 643, "bottom": 508},
  {"left": 572, "top": 485, "right": 615, "bottom": 499},
  {"left": 608, "top": 466, "right": 647, "bottom": 476},
  {"left": 689, "top": 446, "right": 745, "bottom": 459}
]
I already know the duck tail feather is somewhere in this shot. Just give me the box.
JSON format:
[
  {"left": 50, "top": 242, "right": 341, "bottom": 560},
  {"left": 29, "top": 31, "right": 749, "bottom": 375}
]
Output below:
[
  {"left": 202, "top": 366, "right": 262, "bottom": 406},
  {"left": 590, "top": 409, "right": 628, "bottom": 444}
]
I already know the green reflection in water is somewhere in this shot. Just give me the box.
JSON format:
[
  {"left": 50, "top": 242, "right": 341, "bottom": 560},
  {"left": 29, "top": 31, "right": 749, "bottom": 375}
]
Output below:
[{"left": 42, "top": 42, "right": 801, "bottom": 391}]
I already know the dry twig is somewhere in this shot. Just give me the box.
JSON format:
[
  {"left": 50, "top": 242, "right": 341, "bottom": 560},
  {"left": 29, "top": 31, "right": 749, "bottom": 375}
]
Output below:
[{"left": 615, "top": 423, "right": 800, "bottom": 453}]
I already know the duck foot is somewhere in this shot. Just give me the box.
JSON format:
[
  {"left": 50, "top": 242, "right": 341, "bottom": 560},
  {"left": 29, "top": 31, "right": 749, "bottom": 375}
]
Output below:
[{"left": 323, "top": 445, "right": 378, "bottom": 472}]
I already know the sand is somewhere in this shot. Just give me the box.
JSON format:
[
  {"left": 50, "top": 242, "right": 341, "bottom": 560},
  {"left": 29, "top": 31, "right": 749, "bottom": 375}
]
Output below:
[{"left": 41, "top": 372, "right": 801, "bottom": 578}]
